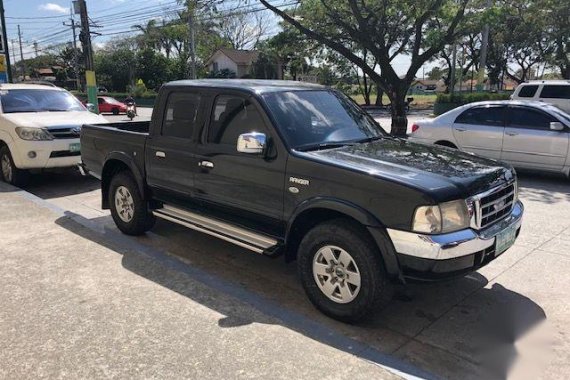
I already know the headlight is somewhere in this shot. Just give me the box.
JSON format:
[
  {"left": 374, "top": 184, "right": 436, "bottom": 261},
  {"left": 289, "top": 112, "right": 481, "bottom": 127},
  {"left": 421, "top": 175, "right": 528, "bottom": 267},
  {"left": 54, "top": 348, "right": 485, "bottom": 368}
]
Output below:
[
  {"left": 15, "top": 127, "right": 54, "bottom": 141},
  {"left": 413, "top": 200, "right": 471, "bottom": 234}
]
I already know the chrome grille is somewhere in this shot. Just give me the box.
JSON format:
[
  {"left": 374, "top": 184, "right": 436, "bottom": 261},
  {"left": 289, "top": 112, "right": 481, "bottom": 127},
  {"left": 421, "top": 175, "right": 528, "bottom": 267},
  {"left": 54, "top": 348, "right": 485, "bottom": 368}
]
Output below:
[
  {"left": 48, "top": 127, "right": 81, "bottom": 139},
  {"left": 476, "top": 183, "right": 516, "bottom": 229}
]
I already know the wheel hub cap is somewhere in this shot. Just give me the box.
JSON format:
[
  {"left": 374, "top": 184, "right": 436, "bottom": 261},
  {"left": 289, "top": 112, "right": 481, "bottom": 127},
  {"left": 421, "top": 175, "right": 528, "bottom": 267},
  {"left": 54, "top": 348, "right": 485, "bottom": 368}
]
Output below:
[
  {"left": 312, "top": 245, "right": 361, "bottom": 304},
  {"left": 115, "top": 186, "right": 134, "bottom": 223}
]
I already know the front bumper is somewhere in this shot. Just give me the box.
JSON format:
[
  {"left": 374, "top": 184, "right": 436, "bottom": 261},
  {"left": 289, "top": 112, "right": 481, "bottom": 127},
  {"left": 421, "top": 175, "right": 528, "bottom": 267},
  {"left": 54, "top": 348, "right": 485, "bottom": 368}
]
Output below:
[
  {"left": 10, "top": 138, "right": 81, "bottom": 169},
  {"left": 387, "top": 201, "right": 524, "bottom": 281}
]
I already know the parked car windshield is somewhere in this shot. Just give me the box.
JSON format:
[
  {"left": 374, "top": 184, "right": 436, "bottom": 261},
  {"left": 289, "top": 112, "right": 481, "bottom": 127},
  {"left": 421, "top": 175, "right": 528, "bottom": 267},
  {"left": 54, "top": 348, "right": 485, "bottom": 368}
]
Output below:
[
  {"left": 0, "top": 89, "right": 86, "bottom": 113},
  {"left": 262, "top": 90, "right": 387, "bottom": 150}
]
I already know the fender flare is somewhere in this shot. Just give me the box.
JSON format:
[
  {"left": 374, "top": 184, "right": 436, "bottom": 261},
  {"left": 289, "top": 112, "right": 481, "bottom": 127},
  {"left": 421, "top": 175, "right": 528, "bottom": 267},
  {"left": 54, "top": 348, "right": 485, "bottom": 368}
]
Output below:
[
  {"left": 286, "top": 197, "right": 401, "bottom": 280},
  {"left": 101, "top": 152, "right": 146, "bottom": 208}
]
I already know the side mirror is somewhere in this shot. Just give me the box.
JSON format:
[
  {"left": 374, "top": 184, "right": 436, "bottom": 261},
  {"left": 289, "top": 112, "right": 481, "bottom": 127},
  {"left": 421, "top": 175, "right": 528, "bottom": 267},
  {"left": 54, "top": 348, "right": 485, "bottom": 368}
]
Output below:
[
  {"left": 550, "top": 121, "right": 565, "bottom": 131},
  {"left": 237, "top": 132, "right": 266, "bottom": 155},
  {"left": 85, "top": 103, "right": 96, "bottom": 113}
]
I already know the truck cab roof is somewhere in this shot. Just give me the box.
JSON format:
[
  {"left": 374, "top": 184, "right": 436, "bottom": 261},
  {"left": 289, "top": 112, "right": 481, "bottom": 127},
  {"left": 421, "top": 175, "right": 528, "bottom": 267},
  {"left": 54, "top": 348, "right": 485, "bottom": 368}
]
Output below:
[{"left": 164, "top": 79, "right": 326, "bottom": 94}]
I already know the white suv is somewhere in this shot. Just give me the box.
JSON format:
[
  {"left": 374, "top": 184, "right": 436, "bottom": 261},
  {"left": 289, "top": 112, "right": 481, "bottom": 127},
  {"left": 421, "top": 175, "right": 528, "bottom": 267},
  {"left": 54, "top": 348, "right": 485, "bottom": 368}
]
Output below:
[
  {"left": 511, "top": 80, "right": 570, "bottom": 113},
  {"left": 0, "top": 84, "right": 107, "bottom": 186}
]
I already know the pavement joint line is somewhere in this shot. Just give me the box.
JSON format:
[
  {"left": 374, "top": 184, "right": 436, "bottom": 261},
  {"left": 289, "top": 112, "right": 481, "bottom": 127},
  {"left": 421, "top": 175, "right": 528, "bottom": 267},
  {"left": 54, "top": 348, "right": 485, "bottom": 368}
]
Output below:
[{"left": 3, "top": 182, "right": 436, "bottom": 380}]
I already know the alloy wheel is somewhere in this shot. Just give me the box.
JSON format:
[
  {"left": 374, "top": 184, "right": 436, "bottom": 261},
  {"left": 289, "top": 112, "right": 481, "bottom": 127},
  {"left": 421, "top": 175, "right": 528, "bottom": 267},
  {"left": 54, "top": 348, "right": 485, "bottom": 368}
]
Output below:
[{"left": 312, "top": 245, "right": 362, "bottom": 304}]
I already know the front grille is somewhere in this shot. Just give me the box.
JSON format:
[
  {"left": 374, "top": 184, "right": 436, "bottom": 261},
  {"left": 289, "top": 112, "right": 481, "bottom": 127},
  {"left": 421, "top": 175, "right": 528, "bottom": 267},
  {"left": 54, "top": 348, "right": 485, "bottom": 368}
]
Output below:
[
  {"left": 48, "top": 127, "right": 81, "bottom": 139},
  {"left": 49, "top": 150, "right": 81, "bottom": 158},
  {"left": 478, "top": 183, "right": 515, "bottom": 228}
]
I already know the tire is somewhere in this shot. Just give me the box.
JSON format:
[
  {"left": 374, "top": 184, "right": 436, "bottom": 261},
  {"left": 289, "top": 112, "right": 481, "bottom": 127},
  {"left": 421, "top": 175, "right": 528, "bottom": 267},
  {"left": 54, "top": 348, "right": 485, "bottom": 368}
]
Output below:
[
  {"left": 112, "top": 108, "right": 119, "bottom": 115},
  {"left": 297, "top": 219, "right": 393, "bottom": 323},
  {"left": 0, "top": 146, "right": 30, "bottom": 187},
  {"left": 109, "top": 171, "right": 155, "bottom": 235}
]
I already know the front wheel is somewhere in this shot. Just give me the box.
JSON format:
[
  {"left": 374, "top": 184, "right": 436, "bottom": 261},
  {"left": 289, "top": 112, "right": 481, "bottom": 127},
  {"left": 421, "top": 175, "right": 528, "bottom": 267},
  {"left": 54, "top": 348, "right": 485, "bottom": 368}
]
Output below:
[
  {"left": 0, "top": 146, "right": 30, "bottom": 187},
  {"left": 109, "top": 172, "right": 155, "bottom": 235},
  {"left": 297, "top": 219, "right": 393, "bottom": 323}
]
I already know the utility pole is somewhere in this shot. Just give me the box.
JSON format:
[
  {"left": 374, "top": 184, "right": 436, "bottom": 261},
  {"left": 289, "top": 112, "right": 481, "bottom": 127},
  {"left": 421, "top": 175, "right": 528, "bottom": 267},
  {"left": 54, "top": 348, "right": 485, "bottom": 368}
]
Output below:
[
  {"left": 17, "top": 25, "right": 25, "bottom": 80},
  {"left": 0, "top": 0, "right": 12, "bottom": 82},
  {"left": 476, "top": 0, "right": 492, "bottom": 92},
  {"left": 63, "top": 13, "right": 81, "bottom": 90},
  {"left": 10, "top": 39, "right": 15, "bottom": 63},
  {"left": 187, "top": 0, "right": 197, "bottom": 79},
  {"left": 33, "top": 41, "right": 38, "bottom": 57},
  {"left": 77, "top": 0, "right": 98, "bottom": 112}
]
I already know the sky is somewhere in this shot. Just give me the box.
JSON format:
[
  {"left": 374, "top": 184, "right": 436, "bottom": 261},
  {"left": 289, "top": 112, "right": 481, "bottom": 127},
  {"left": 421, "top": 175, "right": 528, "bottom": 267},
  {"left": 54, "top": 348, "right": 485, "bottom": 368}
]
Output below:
[{"left": 2, "top": 0, "right": 434, "bottom": 77}]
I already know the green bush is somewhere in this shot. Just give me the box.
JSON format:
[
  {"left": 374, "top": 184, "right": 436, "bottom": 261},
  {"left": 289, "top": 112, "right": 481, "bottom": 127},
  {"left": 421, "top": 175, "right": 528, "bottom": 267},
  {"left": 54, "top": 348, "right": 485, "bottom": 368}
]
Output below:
[{"left": 436, "top": 92, "right": 512, "bottom": 104}]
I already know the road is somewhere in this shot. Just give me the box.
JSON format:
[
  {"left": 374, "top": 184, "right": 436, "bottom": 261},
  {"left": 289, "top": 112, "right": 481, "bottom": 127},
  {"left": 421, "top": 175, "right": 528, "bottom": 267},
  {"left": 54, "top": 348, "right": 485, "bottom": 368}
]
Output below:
[{"left": 0, "top": 109, "right": 569, "bottom": 379}]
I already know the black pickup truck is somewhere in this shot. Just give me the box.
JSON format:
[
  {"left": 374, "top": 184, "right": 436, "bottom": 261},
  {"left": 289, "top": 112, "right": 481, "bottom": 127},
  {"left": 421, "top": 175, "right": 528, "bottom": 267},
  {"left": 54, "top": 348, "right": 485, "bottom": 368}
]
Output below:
[{"left": 80, "top": 80, "right": 524, "bottom": 322}]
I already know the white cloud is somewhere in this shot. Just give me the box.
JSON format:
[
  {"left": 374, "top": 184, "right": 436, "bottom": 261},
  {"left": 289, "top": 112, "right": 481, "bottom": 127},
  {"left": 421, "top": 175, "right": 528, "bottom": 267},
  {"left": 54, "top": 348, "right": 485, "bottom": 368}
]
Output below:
[{"left": 38, "top": 3, "right": 68, "bottom": 15}]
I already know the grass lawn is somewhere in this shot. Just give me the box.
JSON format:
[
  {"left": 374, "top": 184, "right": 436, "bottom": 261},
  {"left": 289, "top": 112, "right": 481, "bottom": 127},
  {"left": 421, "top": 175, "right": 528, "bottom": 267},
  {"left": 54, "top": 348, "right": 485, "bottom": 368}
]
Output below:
[{"left": 351, "top": 94, "right": 437, "bottom": 109}]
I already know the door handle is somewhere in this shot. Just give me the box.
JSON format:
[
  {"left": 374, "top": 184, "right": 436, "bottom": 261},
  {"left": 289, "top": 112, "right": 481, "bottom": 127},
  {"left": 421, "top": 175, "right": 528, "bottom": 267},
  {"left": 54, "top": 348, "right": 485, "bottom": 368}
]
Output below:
[
  {"left": 199, "top": 160, "right": 214, "bottom": 168},
  {"left": 506, "top": 132, "right": 518, "bottom": 136},
  {"left": 155, "top": 151, "right": 166, "bottom": 158},
  {"left": 455, "top": 128, "right": 466, "bottom": 132}
]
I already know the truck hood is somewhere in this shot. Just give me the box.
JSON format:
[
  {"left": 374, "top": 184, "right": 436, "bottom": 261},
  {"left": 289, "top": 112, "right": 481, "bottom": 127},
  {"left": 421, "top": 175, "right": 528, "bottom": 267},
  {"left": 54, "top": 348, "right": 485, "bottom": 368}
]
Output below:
[
  {"left": 300, "top": 138, "right": 515, "bottom": 201},
  {"left": 2, "top": 111, "right": 108, "bottom": 128}
]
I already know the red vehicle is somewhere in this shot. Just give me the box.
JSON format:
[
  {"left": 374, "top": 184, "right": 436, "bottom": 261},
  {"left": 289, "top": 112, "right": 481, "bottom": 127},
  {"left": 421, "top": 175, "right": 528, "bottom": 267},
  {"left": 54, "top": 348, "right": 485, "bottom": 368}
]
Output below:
[{"left": 97, "top": 96, "right": 127, "bottom": 115}]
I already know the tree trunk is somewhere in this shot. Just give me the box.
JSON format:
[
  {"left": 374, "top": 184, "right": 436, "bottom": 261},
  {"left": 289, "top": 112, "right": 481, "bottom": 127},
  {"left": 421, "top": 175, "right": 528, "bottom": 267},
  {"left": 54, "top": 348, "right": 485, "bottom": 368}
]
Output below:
[
  {"left": 375, "top": 85, "right": 383, "bottom": 106},
  {"left": 388, "top": 88, "right": 408, "bottom": 137}
]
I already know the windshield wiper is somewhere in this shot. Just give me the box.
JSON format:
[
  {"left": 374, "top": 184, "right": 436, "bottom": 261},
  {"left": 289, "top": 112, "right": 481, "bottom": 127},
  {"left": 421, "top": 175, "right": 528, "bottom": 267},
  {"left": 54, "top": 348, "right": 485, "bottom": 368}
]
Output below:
[
  {"left": 295, "top": 142, "right": 356, "bottom": 152},
  {"left": 354, "top": 135, "right": 391, "bottom": 144}
]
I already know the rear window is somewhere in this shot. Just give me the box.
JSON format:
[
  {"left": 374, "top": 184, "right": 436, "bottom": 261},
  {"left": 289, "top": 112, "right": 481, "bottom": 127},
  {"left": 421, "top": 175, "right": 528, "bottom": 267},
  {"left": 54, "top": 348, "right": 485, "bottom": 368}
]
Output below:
[
  {"left": 517, "top": 85, "right": 538, "bottom": 98},
  {"left": 540, "top": 85, "right": 570, "bottom": 99},
  {"left": 455, "top": 106, "right": 505, "bottom": 126}
]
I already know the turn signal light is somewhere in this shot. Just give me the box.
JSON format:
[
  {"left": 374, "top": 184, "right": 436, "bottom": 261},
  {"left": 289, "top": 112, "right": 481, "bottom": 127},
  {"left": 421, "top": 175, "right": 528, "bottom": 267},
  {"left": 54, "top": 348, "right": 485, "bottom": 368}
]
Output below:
[{"left": 411, "top": 124, "right": 420, "bottom": 133}]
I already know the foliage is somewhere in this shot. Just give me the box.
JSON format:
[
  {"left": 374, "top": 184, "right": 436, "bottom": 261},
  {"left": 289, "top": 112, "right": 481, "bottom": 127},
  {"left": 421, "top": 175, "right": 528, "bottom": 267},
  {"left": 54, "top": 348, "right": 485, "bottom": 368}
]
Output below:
[
  {"left": 435, "top": 92, "right": 511, "bottom": 104},
  {"left": 207, "top": 68, "right": 237, "bottom": 78}
]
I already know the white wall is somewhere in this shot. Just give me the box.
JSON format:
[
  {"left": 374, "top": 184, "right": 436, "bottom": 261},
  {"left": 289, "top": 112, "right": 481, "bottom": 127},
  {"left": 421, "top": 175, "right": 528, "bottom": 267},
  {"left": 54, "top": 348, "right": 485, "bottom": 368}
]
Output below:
[{"left": 209, "top": 52, "right": 238, "bottom": 74}]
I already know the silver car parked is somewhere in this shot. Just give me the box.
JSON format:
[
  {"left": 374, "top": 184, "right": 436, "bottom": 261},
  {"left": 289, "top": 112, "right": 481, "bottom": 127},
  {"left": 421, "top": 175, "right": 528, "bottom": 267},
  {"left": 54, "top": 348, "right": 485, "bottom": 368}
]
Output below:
[{"left": 409, "top": 100, "right": 570, "bottom": 176}]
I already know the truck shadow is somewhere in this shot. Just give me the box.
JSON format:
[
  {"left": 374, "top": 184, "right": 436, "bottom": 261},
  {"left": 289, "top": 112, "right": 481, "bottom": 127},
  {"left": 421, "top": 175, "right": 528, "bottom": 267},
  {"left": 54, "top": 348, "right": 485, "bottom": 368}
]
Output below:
[
  {"left": 22, "top": 169, "right": 100, "bottom": 199},
  {"left": 517, "top": 171, "right": 570, "bottom": 205},
  {"left": 55, "top": 212, "right": 547, "bottom": 380}
]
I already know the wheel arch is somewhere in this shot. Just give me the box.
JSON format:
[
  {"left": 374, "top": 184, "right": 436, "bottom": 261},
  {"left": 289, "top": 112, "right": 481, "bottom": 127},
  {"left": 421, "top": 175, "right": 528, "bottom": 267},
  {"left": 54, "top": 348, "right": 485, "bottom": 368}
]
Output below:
[
  {"left": 285, "top": 199, "right": 401, "bottom": 280},
  {"left": 101, "top": 153, "right": 146, "bottom": 209},
  {"left": 434, "top": 140, "right": 458, "bottom": 149}
]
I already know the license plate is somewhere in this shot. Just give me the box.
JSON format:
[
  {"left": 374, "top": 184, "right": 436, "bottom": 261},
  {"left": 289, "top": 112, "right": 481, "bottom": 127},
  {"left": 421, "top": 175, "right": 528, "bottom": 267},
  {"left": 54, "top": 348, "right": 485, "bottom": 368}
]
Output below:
[
  {"left": 69, "top": 143, "right": 81, "bottom": 152},
  {"left": 496, "top": 225, "right": 516, "bottom": 255}
]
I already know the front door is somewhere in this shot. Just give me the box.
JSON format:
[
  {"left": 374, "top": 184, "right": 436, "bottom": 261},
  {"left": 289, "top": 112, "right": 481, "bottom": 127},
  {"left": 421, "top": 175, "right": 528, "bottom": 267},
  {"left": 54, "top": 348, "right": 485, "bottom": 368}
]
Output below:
[
  {"left": 501, "top": 106, "right": 569, "bottom": 170},
  {"left": 146, "top": 90, "right": 204, "bottom": 197},
  {"left": 452, "top": 105, "right": 505, "bottom": 159},
  {"left": 193, "top": 93, "right": 286, "bottom": 236}
]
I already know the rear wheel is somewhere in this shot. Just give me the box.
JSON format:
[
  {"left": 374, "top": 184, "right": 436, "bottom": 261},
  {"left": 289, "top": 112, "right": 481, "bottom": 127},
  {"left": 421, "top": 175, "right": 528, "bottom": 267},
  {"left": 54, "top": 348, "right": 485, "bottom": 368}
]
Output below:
[
  {"left": 0, "top": 146, "right": 30, "bottom": 187},
  {"left": 109, "top": 171, "right": 155, "bottom": 235},
  {"left": 112, "top": 108, "right": 119, "bottom": 115},
  {"left": 297, "top": 219, "right": 393, "bottom": 323}
]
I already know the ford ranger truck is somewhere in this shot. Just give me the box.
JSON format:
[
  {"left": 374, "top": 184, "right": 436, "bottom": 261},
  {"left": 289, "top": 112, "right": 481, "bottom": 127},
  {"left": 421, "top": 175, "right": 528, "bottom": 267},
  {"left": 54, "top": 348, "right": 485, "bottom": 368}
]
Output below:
[
  {"left": 0, "top": 84, "right": 108, "bottom": 186},
  {"left": 80, "top": 80, "right": 524, "bottom": 322}
]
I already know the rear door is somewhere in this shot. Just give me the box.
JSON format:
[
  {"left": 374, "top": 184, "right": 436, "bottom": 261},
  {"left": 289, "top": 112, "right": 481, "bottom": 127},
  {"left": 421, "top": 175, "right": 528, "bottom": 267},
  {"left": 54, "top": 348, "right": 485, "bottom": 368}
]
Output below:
[
  {"left": 192, "top": 92, "right": 287, "bottom": 236},
  {"left": 501, "top": 105, "right": 569, "bottom": 170},
  {"left": 452, "top": 105, "right": 506, "bottom": 159},
  {"left": 538, "top": 85, "right": 570, "bottom": 113},
  {"left": 146, "top": 89, "right": 205, "bottom": 196}
]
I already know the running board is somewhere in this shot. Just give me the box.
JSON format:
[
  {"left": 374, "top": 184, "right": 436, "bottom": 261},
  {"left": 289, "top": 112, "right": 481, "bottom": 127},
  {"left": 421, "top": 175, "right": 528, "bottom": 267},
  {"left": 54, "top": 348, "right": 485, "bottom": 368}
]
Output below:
[{"left": 153, "top": 205, "right": 279, "bottom": 254}]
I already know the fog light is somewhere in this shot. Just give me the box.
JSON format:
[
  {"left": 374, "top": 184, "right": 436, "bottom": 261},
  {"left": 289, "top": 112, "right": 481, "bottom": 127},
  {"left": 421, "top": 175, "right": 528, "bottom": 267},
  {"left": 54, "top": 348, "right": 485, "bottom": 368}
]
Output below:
[{"left": 28, "top": 151, "right": 37, "bottom": 158}]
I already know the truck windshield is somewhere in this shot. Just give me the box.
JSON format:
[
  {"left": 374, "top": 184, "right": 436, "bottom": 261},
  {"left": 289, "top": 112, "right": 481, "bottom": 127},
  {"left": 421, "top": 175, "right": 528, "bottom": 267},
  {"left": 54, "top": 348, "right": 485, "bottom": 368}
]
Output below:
[
  {"left": 0, "top": 89, "right": 86, "bottom": 113},
  {"left": 262, "top": 90, "right": 387, "bottom": 150}
]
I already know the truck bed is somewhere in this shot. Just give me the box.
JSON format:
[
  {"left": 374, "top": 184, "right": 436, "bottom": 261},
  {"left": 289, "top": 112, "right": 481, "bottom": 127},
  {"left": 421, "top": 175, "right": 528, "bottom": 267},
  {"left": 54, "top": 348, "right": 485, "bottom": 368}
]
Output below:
[{"left": 80, "top": 121, "right": 150, "bottom": 179}]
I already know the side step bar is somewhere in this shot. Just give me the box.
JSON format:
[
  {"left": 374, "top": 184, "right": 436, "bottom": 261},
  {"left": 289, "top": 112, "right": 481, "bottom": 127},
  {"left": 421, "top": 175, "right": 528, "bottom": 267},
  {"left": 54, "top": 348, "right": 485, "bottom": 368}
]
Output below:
[{"left": 153, "top": 205, "right": 279, "bottom": 254}]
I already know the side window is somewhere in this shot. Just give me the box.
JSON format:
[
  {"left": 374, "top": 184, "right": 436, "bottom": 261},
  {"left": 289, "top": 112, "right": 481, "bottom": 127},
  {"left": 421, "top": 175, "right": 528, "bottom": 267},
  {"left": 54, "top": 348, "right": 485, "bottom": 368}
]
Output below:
[
  {"left": 508, "top": 108, "right": 556, "bottom": 130},
  {"left": 540, "top": 85, "right": 570, "bottom": 99},
  {"left": 162, "top": 92, "right": 202, "bottom": 139},
  {"left": 208, "top": 95, "right": 266, "bottom": 145},
  {"left": 517, "top": 85, "right": 538, "bottom": 98},
  {"left": 455, "top": 107, "right": 504, "bottom": 126}
]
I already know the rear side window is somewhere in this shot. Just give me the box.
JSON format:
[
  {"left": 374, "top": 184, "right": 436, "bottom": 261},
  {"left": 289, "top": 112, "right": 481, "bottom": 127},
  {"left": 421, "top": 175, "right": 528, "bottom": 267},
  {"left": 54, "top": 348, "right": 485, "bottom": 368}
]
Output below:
[
  {"left": 162, "top": 92, "right": 202, "bottom": 139},
  {"left": 517, "top": 85, "right": 538, "bottom": 98},
  {"left": 540, "top": 85, "right": 570, "bottom": 99},
  {"left": 455, "top": 107, "right": 505, "bottom": 126},
  {"left": 208, "top": 95, "right": 266, "bottom": 145},
  {"left": 507, "top": 107, "right": 556, "bottom": 130}
]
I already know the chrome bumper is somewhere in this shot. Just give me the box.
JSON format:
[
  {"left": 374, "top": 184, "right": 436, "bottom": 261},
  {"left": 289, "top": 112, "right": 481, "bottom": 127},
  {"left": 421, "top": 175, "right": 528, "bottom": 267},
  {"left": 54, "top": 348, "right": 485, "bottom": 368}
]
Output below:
[{"left": 387, "top": 201, "right": 524, "bottom": 260}]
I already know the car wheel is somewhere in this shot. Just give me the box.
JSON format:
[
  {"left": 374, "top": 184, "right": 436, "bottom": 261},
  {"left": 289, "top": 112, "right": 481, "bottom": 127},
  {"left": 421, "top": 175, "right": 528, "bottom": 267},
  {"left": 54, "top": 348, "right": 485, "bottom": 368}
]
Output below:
[
  {"left": 0, "top": 146, "right": 30, "bottom": 187},
  {"left": 109, "top": 171, "right": 155, "bottom": 235},
  {"left": 112, "top": 108, "right": 119, "bottom": 115},
  {"left": 297, "top": 219, "right": 393, "bottom": 323}
]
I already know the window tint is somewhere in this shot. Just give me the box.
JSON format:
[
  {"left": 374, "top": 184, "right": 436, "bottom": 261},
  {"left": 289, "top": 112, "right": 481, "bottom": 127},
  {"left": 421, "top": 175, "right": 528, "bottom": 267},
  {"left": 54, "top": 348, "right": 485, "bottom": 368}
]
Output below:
[
  {"left": 508, "top": 107, "right": 556, "bottom": 130},
  {"left": 455, "top": 107, "right": 504, "bottom": 126},
  {"left": 162, "top": 92, "right": 201, "bottom": 139},
  {"left": 517, "top": 85, "right": 538, "bottom": 98},
  {"left": 540, "top": 85, "right": 570, "bottom": 99},
  {"left": 208, "top": 95, "right": 266, "bottom": 145}
]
